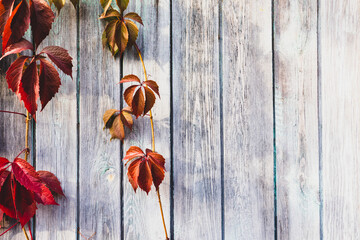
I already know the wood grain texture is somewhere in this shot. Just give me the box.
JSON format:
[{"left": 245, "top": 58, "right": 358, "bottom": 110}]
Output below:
[
  {"left": 320, "top": 0, "right": 360, "bottom": 239},
  {"left": 274, "top": 1, "right": 320, "bottom": 239},
  {"left": 78, "top": 1, "right": 122, "bottom": 239},
  {"left": 35, "top": 3, "right": 78, "bottom": 239},
  {"left": 222, "top": 0, "right": 274, "bottom": 239},
  {"left": 122, "top": 0, "right": 171, "bottom": 239},
  {"left": 172, "top": 0, "right": 221, "bottom": 239},
  {"left": 0, "top": 57, "right": 29, "bottom": 240}
]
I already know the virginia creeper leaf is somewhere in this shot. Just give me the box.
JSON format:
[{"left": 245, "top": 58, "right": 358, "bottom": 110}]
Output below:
[
  {"left": 34, "top": 184, "right": 58, "bottom": 205},
  {"left": 1, "top": 38, "right": 33, "bottom": 60},
  {"left": 124, "top": 19, "right": 138, "bottom": 46},
  {"left": 132, "top": 88, "right": 145, "bottom": 118},
  {"left": 144, "top": 86, "right": 155, "bottom": 115},
  {"left": 99, "top": 9, "right": 120, "bottom": 20},
  {"left": 29, "top": 0, "right": 55, "bottom": 48},
  {"left": 51, "top": 0, "right": 65, "bottom": 12},
  {"left": 2, "top": 0, "right": 30, "bottom": 53},
  {"left": 123, "top": 85, "right": 138, "bottom": 107},
  {"left": 0, "top": 174, "right": 16, "bottom": 219},
  {"left": 123, "top": 147, "right": 166, "bottom": 194},
  {"left": 40, "top": 46, "right": 73, "bottom": 78},
  {"left": 100, "top": 0, "right": 112, "bottom": 15},
  {"left": 124, "top": 12, "right": 143, "bottom": 25},
  {"left": 37, "top": 170, "right": 65, "bottom": 196},
  {"left": 103, "top": 107, "right": 133, "bottom": 141},
  {"left": 39, "top": 58, "right": 61, "bottom": 110},
  {"left": 116, "top": 0, "right": 128, "bottom": 13},
  {"left": 104, "top": 20, "right": 118, "bottom": 55},
  {"left": 14, "top": 180, "right": 37, "bottom": 227},
  {"left": 115, "top": 20, "right": 128, "bottom": 56},
  {"left": 12, "top": 158, "right": 42, "bottom": 193},
  {"left": 18, "top": 59, "right": 39, "bottom": 116},
  {"left": 0, "top": 0, "right": 15, "bottom": 33},
  {"left": 143, "top": 80, "right": 160, "bottom": 97},
  {"left": 5, "top": 56, "right": 29, "bottom": 95},
  {"left": 0, "top": 157, "right": 10, "bottom": 170},
  {"left": 119, "top": 74, "right": 140, "bottom": 84}
]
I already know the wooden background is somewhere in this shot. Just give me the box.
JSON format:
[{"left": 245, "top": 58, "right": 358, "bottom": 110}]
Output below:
[{"left": 1, "top": 0, "right": 359, "bottom": 239}]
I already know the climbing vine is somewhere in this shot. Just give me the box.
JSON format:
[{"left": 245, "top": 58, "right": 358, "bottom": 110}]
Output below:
[
  {"left": 100, "top": 0, "right": 169, "bottom": 239},
  {"left": 0, "top": 0, "right": 72, "bottom": 238}
]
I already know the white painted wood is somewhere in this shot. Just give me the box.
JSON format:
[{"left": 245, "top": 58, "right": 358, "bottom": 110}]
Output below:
[
  {"left": 320, "top": 0, "right": 360, "bottom": 239},
  {"left": 35, "top": 2, "right": 78, "bottom": 239},
  {"left": 122, "top": 0, "right": 171, "bottom": 239},
  {"left": 274, "top": 1, "right": 320, "bottom": 239},
  {"left": 172, "top": 0, "right": 222, "bottom": 239},
  {"left": 222, "top": 0, "right": 274, "bottom": 239},
  {"left": 78, "top": 1, "right": 122, "bottom": 238}
]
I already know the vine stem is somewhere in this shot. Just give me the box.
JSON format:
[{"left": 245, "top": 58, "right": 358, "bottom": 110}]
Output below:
[
  {"left": 134, "top": 43, "right": 169, "bottom": 240},
  {"left": 0, "top": 110, "right": 27, "bottom": 117},
  {"left": 23, "top": 111, "right": 31, "bottom": 240}
]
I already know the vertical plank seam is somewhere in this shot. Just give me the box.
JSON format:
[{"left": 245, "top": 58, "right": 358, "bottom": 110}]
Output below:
[
  {"left": 169, "top": 0, "right": 174, "bottom": 238},
  {"left": 317, "top": 0, "right": 323, "bottom": 238},
  {"left": 76, "top": 1, "right": 81, "bottom": 240},
  {"left": 271, "top": 0, "right": 278, "bottom": 239},
  {"left": 120, "top": 50, "right": 124, "bottom": 240},
  {"left": 218, "top": 0, "right": 225, "bottom": 239}
]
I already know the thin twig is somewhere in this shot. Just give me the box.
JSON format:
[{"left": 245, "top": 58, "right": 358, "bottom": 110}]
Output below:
[
  {"left": 24, "top": 111, "right": 31, "bottom": 162},
  {"left": 0, "top": 110, "right": 27, "bottom": 117},
  {"left": 0, "top": 221, "right": 19, "bottom": 237}
]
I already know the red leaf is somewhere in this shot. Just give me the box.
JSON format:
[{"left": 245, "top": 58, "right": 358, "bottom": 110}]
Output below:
[
  {"left": 14, "top": 180, "right": 37, "bottom": 227},
  {"left": 18, "top": 59, "right": 39, "bottom": 116},
  {"left": 137, "top": 161, "right": 152, "bottom": 194},
  {"left": 123, "top": 85, "right": 138, "bottom": 107},
  {"left": 144, "top": 86, "right": 155, "bottom": 115},
  {"left": 12, "top": 158, "right": 42, "bottom": 193},
  {"left": 39, "top": 58, "right": 61, "bottom": 110},
  {"left": 115, "top": 20, "right": 128, "bottom": 56},
  {"left": 0, "top": 209, "right": 3, "bottom": 226},
  {"left": 0, "top": 173, "right": 16, "bottom": 219},
  {"left": 34, "top": 184, "right": 58, "bottom": 205},
  {"left": 132, "top": 88, "right": 145, "bottom": 118},
  {"left": 37, "top": 170, "right": 64, "bottom": 196},
  {"left": 119, "top": 74, "right": 141, "bottom": 84},
  {"left": 123, "top": 147, "right": 166, "bottom": 194},
  {"left": 0, "top": 0, "right": 15, "bottom": 33},
  {"left": 0, "top": 157, "right": 10, "bottom": 170},
  {"left": 29, "top": 0, "right": 54, "bottom": 48},
  {"left": 0, "top": 170, "right": 10, "bottom": 191},
  {"left": 124, "top": 12, "right": 143, "bottom": 25},
  {"left": 2, "top": 0, "right": 30, "bottom": 53},
  {"left": 5, "top": 55, "right": 28, "bottom": 94},
  {"left": 40, "top": 46, "right": 73, "bottom": 78},
  {"left": 143, "top": 80, "right": 160, "bottom": 97},
  {"left": 123, "top": 146, "right": 144, "bottom": 162},
  {"left": 1, "top": 38, "right": 33, "bottom": 60}
]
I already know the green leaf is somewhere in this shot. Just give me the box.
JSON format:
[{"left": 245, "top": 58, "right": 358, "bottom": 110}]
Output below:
[
  {"left": 125, "top": 20, "right": 138, "bottom": 46},
  {"left": 100, "top": 0, "right": 112, "bottom": 14},
  {"left": 116, "top": 0, "right": 128, "bottom": 13}
]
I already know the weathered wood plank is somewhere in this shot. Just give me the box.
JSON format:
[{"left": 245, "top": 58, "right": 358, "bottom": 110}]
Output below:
[
  {"left": 35, "top": 3, "right": 78, "bottom": 239},
  {"left": 320, "top": 0, "right": 360, "bottom": 239},
  {"left": 78, "top": 1, "right": 122, "bottom": 238},
  {"left": 0, "top": 57, "right": 29, "bottom": 239},
  {"left": 274, "top": 1, "right": 320, "bottom": 239},
  {"left": 122, "top": 0, "right": 171, "bottom": 239},
  {"left": 222, "top": 0, "right": 274, "bottom": 239},
  {"left": 172, "top": 0, "right": 221, "bottom": 239}
]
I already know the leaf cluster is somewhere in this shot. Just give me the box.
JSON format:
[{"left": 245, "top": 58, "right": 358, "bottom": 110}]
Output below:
[
  {"left": 0, "top": 155, "right": 64, "bottom": 227},
  {"left": 0, "top": 0, "right": 73, "bottom": 118},
  {"left": 100, "top": 0, "right": 143, "bottom": 56}
]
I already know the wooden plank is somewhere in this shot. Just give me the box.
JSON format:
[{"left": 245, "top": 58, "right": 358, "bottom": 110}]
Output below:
[
  {"left": 0, "top": 57, "right": 29, "bottom": 239},
  {"left": 78, "top": 1, "right": 122, "bottom": 238},
  {"left": 172, "top": 0, "right": 221, "bottom": 239},
  {"left": 35, "top": 3, "right": 78, "bottom": 239},
  {"left": 320, "top": 0, "right": 360, "bottom": 239},
  {"left": 274, "top": 1, "right": 320, "bottom": 239},
  {"left": 122, "top": 0, "right": 171, "bottom": 239},
  {"left": 222, "top": 0, "right": 274, "bottom": 239}
]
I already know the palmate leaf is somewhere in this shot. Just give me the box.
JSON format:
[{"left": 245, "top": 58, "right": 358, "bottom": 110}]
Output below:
[
  {"left": 120, "top": 75, "right": 160, "bottom": 118},
  {"left": 103, "top": 107, "right": 133, "bottom": 141},
  {"left": 123, "top": 147, "right": 166, "bottom": 194},
  {"left": 2, "top": 43, "right": 73, "bottom": 117},
  {"left": 2, "top": 0, "right": 30, "bottom": 53},
  {"left": 0, "top": 155, "right": 64, "bottom": 227},
  {"left": 100, "top": 6, "right": 142, "bottom": 56}
]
